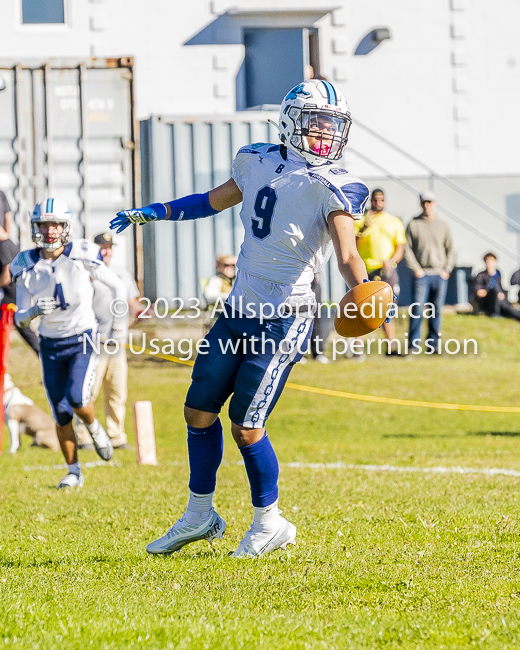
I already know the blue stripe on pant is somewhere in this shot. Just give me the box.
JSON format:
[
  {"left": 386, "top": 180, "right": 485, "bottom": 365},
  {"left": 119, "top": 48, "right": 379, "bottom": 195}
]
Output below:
[
  {"left": 39, "top": 330, "right": 98, "bottom": 426},
  {"left": 185, "top": 307, "right": 313, "bottom": 427}
]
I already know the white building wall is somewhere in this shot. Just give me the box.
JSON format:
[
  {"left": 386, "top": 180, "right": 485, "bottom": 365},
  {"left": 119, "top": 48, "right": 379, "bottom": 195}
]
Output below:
[
  {"left": 1, "top": 0, "right": 520, "bottom": 177},
  {"left": 346, "top": 0, "right": 520, "bottom": 178},
  {"left": 1, "top": 0, "right": 520, "bottom": 286}
]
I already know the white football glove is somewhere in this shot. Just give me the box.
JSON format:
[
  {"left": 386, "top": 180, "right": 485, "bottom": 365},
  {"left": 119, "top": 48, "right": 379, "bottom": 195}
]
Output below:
[
  {"left": 36, "top": 297, "right": 58, "bottom": 315},
  {"left": 15, "top": 296, "right": 58, "bottom": 329},
  {"left": 14, "top": 296, "right": 58, "bottom": 327}
]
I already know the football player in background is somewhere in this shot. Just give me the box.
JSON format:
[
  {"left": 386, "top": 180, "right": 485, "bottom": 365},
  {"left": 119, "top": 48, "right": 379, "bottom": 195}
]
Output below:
[
  {"left": 10, "top": 199, "right": 126, "bottom": 488},
  {"left": 111, "top": 80, "right": 370, "bottom": 557}
]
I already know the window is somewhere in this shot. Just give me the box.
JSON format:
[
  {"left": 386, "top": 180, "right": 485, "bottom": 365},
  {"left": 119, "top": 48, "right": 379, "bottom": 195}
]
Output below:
[
  {"left": 22, "top": 0, "right": 65, "bottom": 24},
  {"left": 243, "top": 28, "right": 321, "bottom": 109}
]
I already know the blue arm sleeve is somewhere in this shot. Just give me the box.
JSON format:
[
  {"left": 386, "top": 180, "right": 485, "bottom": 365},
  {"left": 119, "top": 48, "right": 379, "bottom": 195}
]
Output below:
[{"left": 150, "top": 192, "right": 220, "bottom": 222}]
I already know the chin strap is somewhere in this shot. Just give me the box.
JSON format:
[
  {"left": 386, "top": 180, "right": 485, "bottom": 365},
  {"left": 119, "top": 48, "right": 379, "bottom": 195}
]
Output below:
[{"left": 267, "top": 119, "right": 280, "bottom": 134}]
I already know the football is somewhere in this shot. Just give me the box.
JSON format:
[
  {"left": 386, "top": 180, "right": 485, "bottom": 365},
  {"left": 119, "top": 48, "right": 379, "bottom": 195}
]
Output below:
[{"left": 334, "top": 280, "right": 394, "bottom": 337}]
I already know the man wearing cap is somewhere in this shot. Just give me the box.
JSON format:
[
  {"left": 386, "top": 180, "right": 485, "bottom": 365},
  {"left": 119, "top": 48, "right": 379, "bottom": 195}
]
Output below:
[
  {"left": 75, "top": 233, "right": 141, "bottom": 450},
  {"left": 355, "top": 188, "right": 406, "bottom": 353},
  {"left": 405, "top": 192, "right": 454, "bottom": 353}
]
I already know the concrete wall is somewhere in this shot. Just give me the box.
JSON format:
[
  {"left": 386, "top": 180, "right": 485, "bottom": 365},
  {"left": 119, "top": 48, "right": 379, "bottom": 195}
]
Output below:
[{"left": 362, "top": 174, "right": 520, "bottom": 291}]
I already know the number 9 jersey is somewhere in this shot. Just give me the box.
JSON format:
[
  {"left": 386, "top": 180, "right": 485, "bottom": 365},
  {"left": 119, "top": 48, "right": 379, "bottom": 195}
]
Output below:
[{"left": 230, "top": 143, "right": 369, "bottom": 313}]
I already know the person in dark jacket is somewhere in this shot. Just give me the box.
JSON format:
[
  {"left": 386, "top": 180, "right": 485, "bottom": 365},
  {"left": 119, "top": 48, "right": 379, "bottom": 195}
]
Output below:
[
  {"left": 475, "top": 253, "right": 520, "bottom": 321},
  {"left": 510, "top": 267, "right": 520, "bottom": 303},
  {"left": 0, "top": 228, "right": 39, "bottom": 354}
]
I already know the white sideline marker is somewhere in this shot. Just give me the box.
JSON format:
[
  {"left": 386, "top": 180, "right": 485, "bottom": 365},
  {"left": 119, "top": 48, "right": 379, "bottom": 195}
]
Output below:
[{"left": 133, "top": 400, "right": 157, "bottom": 465}]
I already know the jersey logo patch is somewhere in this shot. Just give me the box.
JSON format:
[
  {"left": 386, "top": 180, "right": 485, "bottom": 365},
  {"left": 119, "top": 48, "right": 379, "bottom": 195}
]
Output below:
[
  {"left": 308, "top": 172, "right": 369, "bottom": 215},
  {"left": 12, "top": 249, "right": 38, "bottom": 271},
  {"left": 18, "top": 251, "right": 30, "bottom": 269},
  {"left": 285, "top": 84, "right": 311, "bottom": 100},
  {"left": 10, "top": 248, "right": 40, "bottom": 279},
  {"left": 329, "top": 168, "right": 349, "bottom": 175},
  {"left": 81, "top": 241, "right": 89, "bottom": 251}
]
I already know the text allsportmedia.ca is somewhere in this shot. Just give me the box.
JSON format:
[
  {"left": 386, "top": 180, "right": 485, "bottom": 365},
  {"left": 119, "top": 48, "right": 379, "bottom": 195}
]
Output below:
[{"left": 111, "top": 296, "right": 446, "bottom": 324}]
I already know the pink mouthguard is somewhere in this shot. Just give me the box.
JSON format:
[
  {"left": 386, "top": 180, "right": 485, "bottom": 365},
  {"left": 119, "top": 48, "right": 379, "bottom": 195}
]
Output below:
[{"left": 313, "top": 142, "right": 331, "bottom": 156}]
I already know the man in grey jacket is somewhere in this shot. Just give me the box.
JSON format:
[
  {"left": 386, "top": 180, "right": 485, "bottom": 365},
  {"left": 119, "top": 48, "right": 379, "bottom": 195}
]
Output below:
[{"left": 405, "top": 191, "right": 454, "bottom": 353}]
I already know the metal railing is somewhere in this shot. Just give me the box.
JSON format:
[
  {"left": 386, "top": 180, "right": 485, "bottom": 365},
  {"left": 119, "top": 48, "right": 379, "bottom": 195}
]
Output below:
[
  {"left": 356, "top": 120, "right": 520, "bottom": 235},
  {"left": 349, "top": 147, "right": 520, "bottom": 262}
]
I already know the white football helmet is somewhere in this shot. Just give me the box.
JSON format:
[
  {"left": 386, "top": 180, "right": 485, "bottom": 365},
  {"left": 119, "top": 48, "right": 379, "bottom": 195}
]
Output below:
[
  {"left": 31, "top": 198, "right": 72, "bottom": 251},
  {"left": 279, "top": 80, "right": 352, "bottom": 166}
]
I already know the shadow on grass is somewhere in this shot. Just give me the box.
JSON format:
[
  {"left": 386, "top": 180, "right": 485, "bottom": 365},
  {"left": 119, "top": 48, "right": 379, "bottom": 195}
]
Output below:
[
  {"left": 384, "top": 431, "right": 520, "bottom": 438},
  {"left": 0, "top": 558, "right": 63, "bottom": 569},
  {"left": 472, "top": 431, "right": 520, "bottom": 437},
  {"left": 0, "top": 556, "right": 115, "bottom": 568},
  {"left": 382, "top": 433, "right": 455, "bottom": 439}
]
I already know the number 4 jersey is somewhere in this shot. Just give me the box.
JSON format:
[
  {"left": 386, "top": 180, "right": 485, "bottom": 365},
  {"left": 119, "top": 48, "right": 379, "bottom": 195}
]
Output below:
[
  {"left": 230, "top": 143, "right": 369, "bottom": 313},
  {"left": 10, "top": 240, "right": 125, "bottom": 339}
]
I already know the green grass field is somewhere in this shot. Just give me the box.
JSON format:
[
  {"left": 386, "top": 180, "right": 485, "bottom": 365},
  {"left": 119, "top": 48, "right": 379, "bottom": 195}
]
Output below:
[{"left": 2, "top": 314, "right": 520, "bottom": 649}]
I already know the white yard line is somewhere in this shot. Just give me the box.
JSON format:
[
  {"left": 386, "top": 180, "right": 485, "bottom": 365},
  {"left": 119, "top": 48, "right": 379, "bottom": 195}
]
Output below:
[
  {"left": 283, "top": 461, "right": 520, "bottom": 477},
  {"left": 20, "top": 459, "right": 520, "bottom": 478},
  {"left": 23, "top": 460, "right": 121, "bottom": 471}
]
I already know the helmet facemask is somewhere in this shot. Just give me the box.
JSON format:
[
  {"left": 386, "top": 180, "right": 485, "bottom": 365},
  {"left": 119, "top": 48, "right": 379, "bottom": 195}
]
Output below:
[
  {"left": 32, "top": 219, "right": 71, "bottom": 251},
  {"left": 283, "top": 106, "right": 351, "bottom": 164},
  {"left": 279, "top": 80, "right": 352, "bottom": 166}
]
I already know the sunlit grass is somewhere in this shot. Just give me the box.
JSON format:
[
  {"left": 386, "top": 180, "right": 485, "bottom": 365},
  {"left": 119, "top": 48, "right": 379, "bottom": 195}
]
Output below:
[{"left": 1, "top": 314, "right": 520, "bottom": 648}]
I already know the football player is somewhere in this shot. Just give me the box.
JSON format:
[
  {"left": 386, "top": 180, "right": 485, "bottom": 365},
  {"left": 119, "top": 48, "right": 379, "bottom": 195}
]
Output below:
[
  {"left": 111, "top": 80, "right": 370, "bottom": 556},
  {"left": 10, "top": 198, "right": 126, "bottom": 488}
]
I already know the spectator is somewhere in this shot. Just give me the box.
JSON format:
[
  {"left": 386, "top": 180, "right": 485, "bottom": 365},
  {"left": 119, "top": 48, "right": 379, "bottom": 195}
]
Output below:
[
  {"left": 75, "top": 232, "right": 141, "bottom": 450},
  {"left": 404, "top": 191, "right": 454, "bottom": 353},
  {"left": 0, "top": 228, "right": 39, "bottom": 354},
  {"left": 355, "top": 188, "right": 406, "bottom": 354},
  {"left": 475, "top": 253, "right": 520, "bottom": 321},
  {"left": 203, "top": 254, "right": 237, "bottom": 304},
  {"left": 510, "top": 266, "right": 520, "bottom": 303},
  {"left": 0, "top": 190, "right": 13, "bottom": 238}
]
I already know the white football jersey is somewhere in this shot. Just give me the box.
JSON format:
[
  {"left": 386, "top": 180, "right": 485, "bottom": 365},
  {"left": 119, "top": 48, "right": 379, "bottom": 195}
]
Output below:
[
  {"left": 10, "top": 240, "right": 125, "bottom": 339},
  {"left": 92, "top": 264, "right": 139, "bottom": 340},
  {"left": 229, "top": 143, "right": 369, "bottom": 313}
]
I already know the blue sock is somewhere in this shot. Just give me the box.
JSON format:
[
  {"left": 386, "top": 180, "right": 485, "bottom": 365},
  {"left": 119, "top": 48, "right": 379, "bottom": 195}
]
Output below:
[
  {"left": 187, "top": 418, "right": 223, "bottom": 494},
  {"left": 239, "top": 433, "right": 279, "bottom": 507}
]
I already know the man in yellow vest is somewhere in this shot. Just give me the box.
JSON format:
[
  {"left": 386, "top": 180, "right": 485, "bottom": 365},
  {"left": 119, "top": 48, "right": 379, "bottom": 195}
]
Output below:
[{"left": 355, "top": 189, "right": 406, "bottom": 353}]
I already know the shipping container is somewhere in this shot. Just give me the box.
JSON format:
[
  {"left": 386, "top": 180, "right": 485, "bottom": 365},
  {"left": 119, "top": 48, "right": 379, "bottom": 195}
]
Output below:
[{"left": 0, "top": 57, "right": 141, "bottom": 279}]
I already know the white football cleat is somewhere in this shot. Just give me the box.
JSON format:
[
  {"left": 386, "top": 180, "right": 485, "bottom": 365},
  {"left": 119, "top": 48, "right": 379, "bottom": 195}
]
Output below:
[
  {"left": 146, "top": 509, "right": 226, "bottom": 555},
  {"left": 314, "top": 354, "right": 329, "bottom": 364},
  {"left": 232, "top": 516, "right": 296, "bottom": 558},
  {"left": 90, "top": 423, "right": 113, "bottom": 461},
  {"left": 57, "top": 473, "right": 84, "bottom": 489}
]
